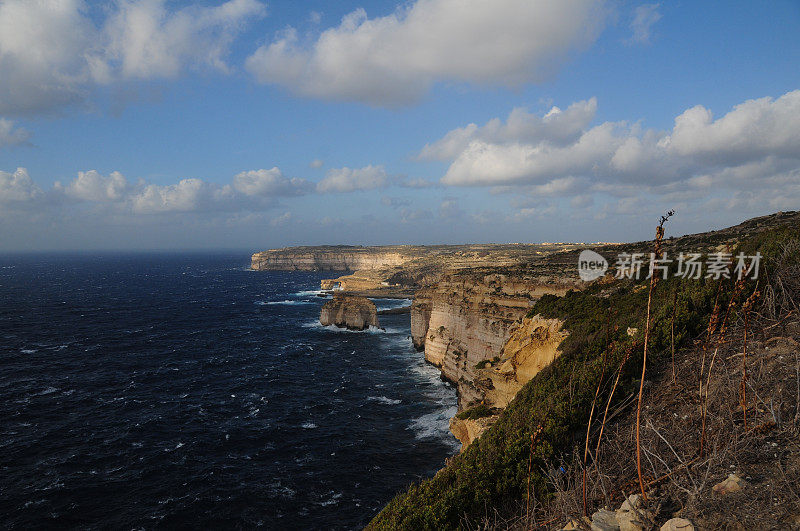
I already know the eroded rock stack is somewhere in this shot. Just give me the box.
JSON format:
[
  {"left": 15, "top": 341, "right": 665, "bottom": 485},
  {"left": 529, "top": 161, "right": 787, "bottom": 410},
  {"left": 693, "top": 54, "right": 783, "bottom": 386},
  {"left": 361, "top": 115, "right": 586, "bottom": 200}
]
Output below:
[{"left": 319, "top": 293, "right": 380, "bottom": 331}]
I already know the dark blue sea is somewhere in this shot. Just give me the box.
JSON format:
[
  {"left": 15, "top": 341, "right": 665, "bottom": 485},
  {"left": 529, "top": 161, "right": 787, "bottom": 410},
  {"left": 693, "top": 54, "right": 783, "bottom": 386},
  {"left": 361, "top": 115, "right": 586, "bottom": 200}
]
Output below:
[{"left": 0, "top": 253, "right": 458, "bottom": 529}]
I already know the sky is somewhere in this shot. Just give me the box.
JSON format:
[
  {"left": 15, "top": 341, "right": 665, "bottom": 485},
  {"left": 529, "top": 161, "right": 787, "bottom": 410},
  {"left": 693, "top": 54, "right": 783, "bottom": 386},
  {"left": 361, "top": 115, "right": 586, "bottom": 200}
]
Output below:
[{"left": 0, "top": 0, "right": 799, "bottom": 251}]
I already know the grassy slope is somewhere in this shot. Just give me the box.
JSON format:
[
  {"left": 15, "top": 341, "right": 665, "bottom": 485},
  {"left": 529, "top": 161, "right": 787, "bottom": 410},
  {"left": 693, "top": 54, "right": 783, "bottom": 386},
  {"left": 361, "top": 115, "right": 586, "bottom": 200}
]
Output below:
[{"left": 368, "top": 218, "right": 799, "bottom": 530}]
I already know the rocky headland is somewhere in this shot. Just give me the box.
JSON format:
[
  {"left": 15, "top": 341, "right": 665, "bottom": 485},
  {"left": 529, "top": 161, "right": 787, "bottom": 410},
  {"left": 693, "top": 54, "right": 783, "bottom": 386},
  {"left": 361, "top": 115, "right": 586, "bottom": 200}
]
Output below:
[{"left": 319, "top": 293, "right": 380, "bottom": 331}]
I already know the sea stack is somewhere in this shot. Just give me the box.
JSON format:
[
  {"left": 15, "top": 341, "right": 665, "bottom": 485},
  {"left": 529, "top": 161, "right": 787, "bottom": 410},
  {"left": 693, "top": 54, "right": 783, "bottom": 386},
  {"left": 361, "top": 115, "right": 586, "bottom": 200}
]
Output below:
[{"left": 319, "top": 293, "right": 380, "bottom": 331}]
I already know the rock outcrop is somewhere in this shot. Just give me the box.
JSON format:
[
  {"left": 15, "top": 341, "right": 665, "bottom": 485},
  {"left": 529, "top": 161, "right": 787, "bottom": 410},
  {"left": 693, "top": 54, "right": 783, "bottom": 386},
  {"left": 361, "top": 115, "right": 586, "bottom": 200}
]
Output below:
[
  {"left": 473, "top": 315, "right": 568, "bottom": 408},
  {"left": 319, "top": 294, "right": 380, "bottom": 330},
  {"left": 412, "top": 269, "right": 578, "bottom": 408},
  {"left": 449, "top": 414, "right": 500, "bottom": 450}
]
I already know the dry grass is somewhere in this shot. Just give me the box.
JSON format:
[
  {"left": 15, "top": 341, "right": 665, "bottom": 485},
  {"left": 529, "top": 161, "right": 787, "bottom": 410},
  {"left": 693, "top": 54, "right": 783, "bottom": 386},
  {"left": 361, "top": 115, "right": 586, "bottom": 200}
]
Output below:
[{"left": 490, "top": 309, "right": 800, "bottom": 530}]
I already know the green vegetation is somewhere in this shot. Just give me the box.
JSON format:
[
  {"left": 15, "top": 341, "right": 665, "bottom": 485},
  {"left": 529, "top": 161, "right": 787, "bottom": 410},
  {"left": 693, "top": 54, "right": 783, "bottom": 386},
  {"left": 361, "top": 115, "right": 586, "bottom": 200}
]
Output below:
[
  {"left": 368, "top": 225, "right": 797, "bottom": 530},
  {"left": 455, "top": 404, "right": 500, "bottom": 420}
]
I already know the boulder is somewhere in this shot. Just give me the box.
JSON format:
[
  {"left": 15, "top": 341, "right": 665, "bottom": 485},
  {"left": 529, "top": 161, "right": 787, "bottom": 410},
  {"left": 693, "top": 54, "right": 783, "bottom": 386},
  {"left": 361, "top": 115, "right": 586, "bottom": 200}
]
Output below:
[
  {"left": 319, "top": 293, "right": 380, "bottom": 331},
  {"left": 712, "top": 473, "right": 747, "bottom": 495},
  {"left": 615, "top": 494, "right": 652, "bottom": 531},
  {"left": 660, "top": 518, "right": 695, "bottom": 531},
  {"left": 591, "top": 508, "right": 620, "bottom": 531}
]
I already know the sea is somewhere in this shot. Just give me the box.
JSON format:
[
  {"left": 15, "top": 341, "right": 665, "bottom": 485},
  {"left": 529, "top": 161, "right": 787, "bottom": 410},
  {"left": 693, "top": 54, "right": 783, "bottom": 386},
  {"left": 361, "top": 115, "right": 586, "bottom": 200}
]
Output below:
[{"left": 0, "top": 253, "right": 458, "bottom": 529}]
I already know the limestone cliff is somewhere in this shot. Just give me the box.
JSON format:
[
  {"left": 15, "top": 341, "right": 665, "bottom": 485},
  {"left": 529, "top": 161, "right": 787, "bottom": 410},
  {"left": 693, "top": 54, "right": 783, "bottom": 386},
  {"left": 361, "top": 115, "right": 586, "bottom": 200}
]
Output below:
[
  {"left": 474, "top": 315, "right": 568, "bottom": 409},
  {"left": 449, "top": 414, "right": 500, "bottom": 451},
  {"left": 251, "top": 246, "right": 415, "bottom": 271},
  {"left": 413, "top": 269, "right": 577, "bottom": 409},
  {"left": 319, "top": 294, "right": 380, "bottom": 331}
]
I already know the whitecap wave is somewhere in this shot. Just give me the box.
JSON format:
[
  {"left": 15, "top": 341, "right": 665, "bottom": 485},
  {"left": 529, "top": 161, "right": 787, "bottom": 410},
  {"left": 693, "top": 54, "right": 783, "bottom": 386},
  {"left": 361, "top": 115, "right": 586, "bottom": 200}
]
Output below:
[
  {"left": 294, "top": 289, "right": 328, "bottom": 297},
  {"left": 302, "top": 321, "right": 389, "bottom": 334},
  {"left": 256, "top": 299, "right": 314, "bottom": 306},
  {"left": 301, "top": 422, "right": 317, "bottom": 429},
  {"left": 409, "top": 406, "right": 459, "bottom": 445},
  {"left": 368, "top": 396, "right": 401, "bottom": 405}
]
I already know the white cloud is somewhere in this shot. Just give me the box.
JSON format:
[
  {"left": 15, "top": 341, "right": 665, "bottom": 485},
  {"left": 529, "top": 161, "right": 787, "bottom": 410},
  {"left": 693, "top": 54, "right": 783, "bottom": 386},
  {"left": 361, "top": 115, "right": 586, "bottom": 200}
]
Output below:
[
  {"left": 0, "top": 118, "right": 30, "bottom": 147},
  {"left": 435, "top": 90, "right": 800, "bottom": 198},
  {"left": 0, "top": 0, "right": 265, "bottom": 116},
  {"left": 246, "top": 0, "right": 606, "bottom": 106},
  {"left": 130, "top": 178, "right": 208, "bottom": 213},
  {"left": 0, "top": 167, "right": 41, "bottom": 202},
  {"left": 102, "top": 0, "right": 266, "bottom": 79},
  {"left": 316, "top": 165, "right": 388, "bottom": 192},
  {"left": 231, "top": 168, "right": 312, "bottom": 196},
  {"left": 65, "top": 170, "right": 128, "bottom": 201},
  {"left": 3, "top": 165, "right": 312, "bottom": 214},
  {"left": 269, "top": 211, "right": 292, "bottom": 227},
  {"left": 309, "top": 159, "right": 324, "bottom": 169},
  {"left": 629, "top": 4, "right": 662, "bottom": 45},
  {"left": 419, "top": 98, "right": 597, "bottom": 160}
]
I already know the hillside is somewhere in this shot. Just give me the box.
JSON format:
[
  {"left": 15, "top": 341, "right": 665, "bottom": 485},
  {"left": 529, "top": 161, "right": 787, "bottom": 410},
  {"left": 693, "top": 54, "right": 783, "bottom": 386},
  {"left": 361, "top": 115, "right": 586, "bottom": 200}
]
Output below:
[{"left": 368, "top": 211, "right": 800, "bottom": 530}]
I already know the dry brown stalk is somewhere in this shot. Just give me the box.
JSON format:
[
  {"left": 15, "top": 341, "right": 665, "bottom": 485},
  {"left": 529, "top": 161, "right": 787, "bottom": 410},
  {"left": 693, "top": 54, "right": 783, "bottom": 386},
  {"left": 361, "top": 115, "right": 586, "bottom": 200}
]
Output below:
[
  {"left": 700, "top": 277, "right": 745, "bottom": 457},
  {"left": 582, "top": 339, "right": 612, "bottom": 516},
  {"left": 636, "top": 210, "right": 673, "bottom": 502},
  {"left": 526, "top": 424, "right": 544, "bottom": 521},
  {"left": 595, "top": 342, "right": 637, "bottom": 464},
  {"left": 671, "top": 284, "right": 679, "bottom": 384},
  {"left": 741, "top": 288, "right": 760, "bottom": 430}
]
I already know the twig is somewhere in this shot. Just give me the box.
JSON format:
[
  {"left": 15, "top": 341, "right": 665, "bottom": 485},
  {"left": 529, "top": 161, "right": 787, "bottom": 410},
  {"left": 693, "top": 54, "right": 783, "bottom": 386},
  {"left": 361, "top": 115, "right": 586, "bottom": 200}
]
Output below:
[{"left": 636, "top": 209, "right": 673, "bottom": 501}]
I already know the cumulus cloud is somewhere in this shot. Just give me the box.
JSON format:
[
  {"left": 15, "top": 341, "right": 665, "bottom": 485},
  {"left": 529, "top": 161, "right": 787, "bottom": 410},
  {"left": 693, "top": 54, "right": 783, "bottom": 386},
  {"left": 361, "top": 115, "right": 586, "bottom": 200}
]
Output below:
[
  {"left": 3, "top": 165, "right": 312, "bottom": 215},
  {"left": 65, "top": 170, "right": 128, "bottom": 201},
  {"left": 0, "top": 118, "right": 31, "bottom": 147},
  {"left": 628, "top": 4, "right": 662, "bottom": 45},
  {"left": 435, "top": 90, "right": 800, "bottom": 200},
  {"left": 316, "top": 165, "right": 388, "bottom": 193},
  {"left": 231, "top": 168, "right": 312, "bottom": 197},
  {"left": 419, "top": 98, "right": 597, "bottom": 160},
  {"left": 130, "top": 178, "right": 208, "bottom": 213},
  {"left": 0, "top": 0, "right": 265, "bottom": 116},
  {"left": 246, "top": 0, "right": 606, "bottom": 106},
  {"left": 309, "top": 159, "right": 324, "bottom": 169},
  {"left": 0, "top": 168, "right": 41, "bottom": 202}
]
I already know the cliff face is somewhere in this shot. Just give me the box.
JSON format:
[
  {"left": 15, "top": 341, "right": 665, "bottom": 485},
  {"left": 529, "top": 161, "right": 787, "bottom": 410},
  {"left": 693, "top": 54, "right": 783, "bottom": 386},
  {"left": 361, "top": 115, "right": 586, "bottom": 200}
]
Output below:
[
  {"left": 474, "top": 315, "right": 568, "bottom": 409},
  {"left": 319, "top": 294, "right": 380, "bottom": 330},
  {"left": 412, "top": 270, "right": 577, "bottom": 408},
  {"left": 251, "top": 247, "right": 413, "bottom": 271}
]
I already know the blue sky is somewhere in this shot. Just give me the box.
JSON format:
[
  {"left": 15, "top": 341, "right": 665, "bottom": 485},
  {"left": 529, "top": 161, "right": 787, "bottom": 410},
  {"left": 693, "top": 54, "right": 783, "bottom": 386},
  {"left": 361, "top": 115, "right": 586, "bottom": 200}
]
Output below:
[{"left": 0, "top": 0, "right": 799, "bottom": 251}]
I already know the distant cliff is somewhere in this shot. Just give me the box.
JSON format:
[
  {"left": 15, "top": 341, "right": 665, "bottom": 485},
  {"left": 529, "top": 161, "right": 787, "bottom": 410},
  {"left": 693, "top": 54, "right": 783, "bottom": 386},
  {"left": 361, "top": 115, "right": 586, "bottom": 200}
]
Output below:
[{"left": 250, "top": 246, "right": 417, "bottom": 271}]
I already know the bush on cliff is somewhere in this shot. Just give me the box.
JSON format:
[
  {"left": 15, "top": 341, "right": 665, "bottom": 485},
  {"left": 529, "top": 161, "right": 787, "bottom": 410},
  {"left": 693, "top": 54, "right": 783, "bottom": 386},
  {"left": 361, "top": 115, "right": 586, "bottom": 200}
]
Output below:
[{"left": 367, "top": 226, "right": 797, "bottom": 530}]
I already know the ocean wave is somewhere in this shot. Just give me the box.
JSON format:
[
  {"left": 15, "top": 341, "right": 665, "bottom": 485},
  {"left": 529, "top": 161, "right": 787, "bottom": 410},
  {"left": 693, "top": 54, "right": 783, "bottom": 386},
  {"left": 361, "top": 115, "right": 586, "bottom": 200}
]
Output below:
[
  {"left": 367, "top": 396, "right": 401, "bottom": 405},
  {"left": 301, "top": 321, "right": 389, "bottom": 334},
  {"left": 294, "top": 289, "right": 328, "bottom": 297},
  {"left": 409, "top": 406, "right": 459, "bottom": 447},
  {"left": 301, "top": 422, "right": 317, "bottom": 429},
  {"left": 256, "top": 299, "right": 314, "bottom": 306}
]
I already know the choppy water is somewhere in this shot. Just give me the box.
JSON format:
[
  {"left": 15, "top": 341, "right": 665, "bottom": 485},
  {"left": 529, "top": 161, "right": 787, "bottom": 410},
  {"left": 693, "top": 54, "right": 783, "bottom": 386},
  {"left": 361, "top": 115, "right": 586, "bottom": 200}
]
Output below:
[{"left": 0, "top": 253, "right": 457, "bottom": 529}]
